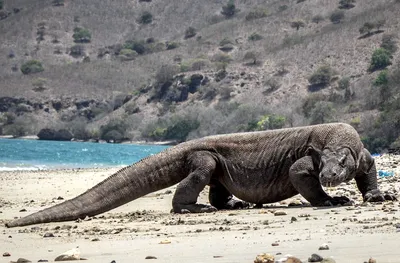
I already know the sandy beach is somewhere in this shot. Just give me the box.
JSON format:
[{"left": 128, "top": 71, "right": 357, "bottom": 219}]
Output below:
[{"left": 1, "top": 155, "right": 400, "bottom": 263}]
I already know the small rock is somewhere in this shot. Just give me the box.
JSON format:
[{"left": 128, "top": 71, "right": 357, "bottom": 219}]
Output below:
[
  {"left": 271, "top": 242, "right": 279, "bottom": 246},
  {"left": 16, "top": 258, "right": 32, "bottom": 263},
  {"left": 159, "top": 240, "right": 171, "bottom": 244},
  {"left": 38, "top": 260, "right": 49, "bottom": 262},
  {"left": 318, "top": 243, "right": 329, "bottom": 250},
  {"left": 91, "top": 238, "right": 100, "bottom": 242},
  {"left": 43, "top": 232, "right": 55, "bottom": 238},
  {"left": 57, "top": 196, "right": 64, "bottom": 200},
  {"left": 274, "top": 210, "right": 287, "bottom": 216},
  {"left": 54, "top": 247, "right": 80, "bottom": 261},
  {"left": 3, "top": 252, "right": 11, "bottom": 257},
  {"left": 285, "top": 257, "right": 302, "bottom": 263},
  {"left": 368, "top": 258, "right": 377, "bottom": 263},
  {"left": 110, "top": 261, "right": 116, "bottom": 263},
  {"left": 145, "top": 256, "right": 157, "bottom": 259},
  {"left": 291, "top": 217, "right": 297, "bottom": 222},
  {"left": 254, "top": 253, "right": 274, "bottom": 263},
  {"left": 308, "top": 253, "right": 323, "bottom": 262},
  {"left": 19, "top": 209, "right": 27, "bottom": 212}
]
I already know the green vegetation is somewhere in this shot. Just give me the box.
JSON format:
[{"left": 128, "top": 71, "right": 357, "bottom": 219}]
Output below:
[
  {"left": 338, "top": 0, "right": 356, "bottom": 9},
  {"left": 247, "top": 114, "right": 286, "bottom": 131},
  {"left": 73, "top": 27, "right": 91, "bottom": 43},
  {"left": 52, "top": 0, "right": 65, "bottom": 6},
  {"left": 70, "top": 44, "right": 85, "bottom": 57},
  {"left": 248, "top": 32, "right": 263, "bottom": 41},
  {"left": 312, "top": 15, "right": 324, "bottom": 24},
  {"left": 290, "top": 20, "right": 306, "bottom": 30},
  {"left": 99, "top": 118, "right": 127, "bottom": 142},
  {"left": 338, "top": 76, "right": 350, "bottom": 90},
  {"left": 138, "top": 11, "right": 153, "bottom": 24},
  {"left": 21, "top": 60, "right": 44, "bottom": 75},
  {"left": 309, "top": 101, "right": 336, "bottom": 124},
  {"left": 166, "top": 42, "right": 179, "bottom": 50},
  {"left": 308, "top": 65, "right": 334, "bottom": 88},
  {"left": 221, "top": 0, "right": 237, "bottom": 18},
  {"left": 373, "top": 70, "right": 388, "bottom": 86},
  {"left": 359, "top": 20, "right": 385, "bottom": 35},
  {"left": 0, "top": 0, "right": 3, "bottom": 9},
  {"left": 118, "top": 49, "right": 137, "bottom": 61},
  {"left": 184, "top": 27, "right": 197, "bottom": 39},
  {"left": 369, "top": 48, "right": 392, "bottom": 72},
  {"left": 245, "top": 8, "right": 268, "bottom": 21},
  {"left": 330, "top": 10, "right": 345, "bottom": 24}
]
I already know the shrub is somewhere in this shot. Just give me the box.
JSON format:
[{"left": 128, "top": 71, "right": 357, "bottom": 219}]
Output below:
[
  {"left": 381, "top": 34, "right": 398, "bottom": 54},
  {"left": 100, "top": 119, "right": 127, "bottom": 141},
  {"left": 338, "top": 0, "right": 356, "bottom": 9},
  {"left": 52, "top": 0, "right": 64, "bottom": 6},
  {"left": 248, "top": 32, "right": 263, "bottom": 41},
  {"left": 252, "top": 115, "right": 286, "bottom": 130},
  {"left": 221, "top": 0, "right": 237, "bottom": 18},
  {"left": 373, "top": 69, "right": 389, "bottom": 86},
  {"left": 338, "top": 76, "right": 350, "bottom": 90},
  {"left": 72, "top": 27, "right": 91, "bottom": 43},
  {"left": 118, "top": 49, "right": 137, "bottom": 61},
  {"left": 369, "top": 48, "right": 392, "bottom": 72},
  {"left": 309, "top": 101, "right": 336, "bottom": 124},
  {"left": 166, "top": 42, "right": 179, "bottom": 50},
  {"left": 164, "top": 119, "right": 200, "bottom": 142},
  {"left": 190, "top": 59, "right": 209, "bottom": 71},
  {"left": 359, "top": 22, "right": 375, "bottom": 35},
  {"left": 70, "top": 44, "right": 85, "bottom": 57},
  {"left": 245, "top": 8, "right": 268, "bottom": 21},
  {"left": 312, "top": 15, "right": 324, "bottom": 24},
  {"left": 184, "top": 27, "right": 197, "bottom": 39},
  {"left": 290, "top": 20, "right": 306, "bottom": 30},
  {"left": 0, "top": 0, "right": 3, "bottom": 9},
  {"left": 330, "top": 10, "right": 345, "bottom": 24},
  {"left": 302, "top": 93, "right": 327, "bottom": 117},
  {"left": 138, "top": 11, "right": 153, "bottom": 24},
  {"left": 124, "top": 39, "right": 146, "bottom": 54},
  {"left": 375, "top": 19, "right": 386, "bottom": 30},
  {"left": 32, "top": 78, "right": 47, "bottom": 92},
  {"left": 21, "top": 60, "right": 44, "bottom": 75},
  {"left": 308, "top": 65, "right": 334, "bottom": 87}
]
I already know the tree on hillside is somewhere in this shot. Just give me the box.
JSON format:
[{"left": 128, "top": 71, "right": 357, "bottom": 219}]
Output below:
[
  {"left": 52, "top": 0, "right": 65, "bottom": 6},
  {"left": 369, "top": 48, "right": 392, "bottom": 72},
  {"left": 339, "top": 0, "right": 356, "bottom": 9},
  {"left": 330, "top": 10, "right": 345, "bottom": 24},
  {"left": 221, "top": 0, "right": 237, "bottom": 18},
  {"left": 290, "top": 20, "right": 306, "bottom": 31},
  {"left": 359, "top": 22, "right": 374, "bottom": 35},
  {"left": 73, "top": 27, "right": 91, "bottom": 43}
]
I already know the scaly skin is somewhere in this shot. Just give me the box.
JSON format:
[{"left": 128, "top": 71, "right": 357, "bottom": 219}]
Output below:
[{"left": 5, "top": 123, "right": 396, "bottom": 227}]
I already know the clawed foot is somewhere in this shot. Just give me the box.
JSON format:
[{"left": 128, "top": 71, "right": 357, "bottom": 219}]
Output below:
[
  {"left": 314, "top": 196, "right": 354, "bottom": 206},
  {"left": 172, "top": 204, "right": 217, "bottom": 214},
  {"left": 224, "top": 199, "right": 250, "bottom": 209},
  {"left": 364, "top": 189, "right": 397, "bottom": 203}
]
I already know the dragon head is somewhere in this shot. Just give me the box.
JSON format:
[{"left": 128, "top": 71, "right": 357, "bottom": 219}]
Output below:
[{"left": 310, "top": 147, "right": 357, "bottom": 187}]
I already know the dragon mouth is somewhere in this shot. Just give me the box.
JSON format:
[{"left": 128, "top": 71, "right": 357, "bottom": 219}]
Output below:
[{"left": 320, "top": 178, "right": 343, "bottom": 188}]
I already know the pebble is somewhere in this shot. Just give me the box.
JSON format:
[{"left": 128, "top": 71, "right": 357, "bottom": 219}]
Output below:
[
  {"left": 318, "top": 244, "right": 329, "bottom": 250},
  {"left": 285, "top": 257, "right": 302, "bottom": 263},
  {"left": 38, "top": 260, "right": 49, "bottom": 262},
  {"left": 321, "top": 258, "right": 336, "bottom": 263},
  {"left": 271, "top": 242, "right": 279, "bottom": 246},
  {"left": 308, "top": 253, "right": 324, "bottom": 262},
  {"left": 159, "top": 240, "right": 171, "bottom": 244},
  {"left": 291, "top": 216, "right": 298, "bottom": 222},
  {"left": 145, "top": 256, "right": 157, "bottom": 259},
  {"left": 3, "top": 252, "right": 11, "bottom": 257},
  {"left": 43, "top": 232, "right": 55, "bottom": 238},
  {"left": 13, "top": 258, "right": 32, "bottom": 263},
  {"left": 54, "top": 247, "right": 81, "bottom": 261},
  {"left": 19, "top": 209, "right": 27, "bottom": 212},
  {"left": 368, "top": 258, "right": 377, "bottom": 263},
  {"left": 274, "top": 210, "right": 287, "bottom": 216},
  {"left": 254, "top": 253, "right": 274, "bottom": 263}
]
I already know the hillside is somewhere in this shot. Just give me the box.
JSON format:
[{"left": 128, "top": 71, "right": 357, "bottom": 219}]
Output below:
[{"left": 1, "top": 0, "right": 400, "bottom": 152}]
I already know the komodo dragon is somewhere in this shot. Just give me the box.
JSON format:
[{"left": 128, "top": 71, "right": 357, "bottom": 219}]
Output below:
[{"left": 5, "top": 123, "right": 396, "bottom": 227}]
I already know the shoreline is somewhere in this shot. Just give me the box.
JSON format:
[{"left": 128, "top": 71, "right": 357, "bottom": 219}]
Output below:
[{"left": 0, "top": 135, "right": 178, "bottom": 146}]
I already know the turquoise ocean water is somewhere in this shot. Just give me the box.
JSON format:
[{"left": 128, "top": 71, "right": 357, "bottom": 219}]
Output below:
[{"left": 0, "top": 138, "right": 168, "bottom": 171}]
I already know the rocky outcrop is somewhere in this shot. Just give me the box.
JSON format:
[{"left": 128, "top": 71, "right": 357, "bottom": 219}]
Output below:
[{"left": 37, "top": 128, "right": 73, "bottom": 141}]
